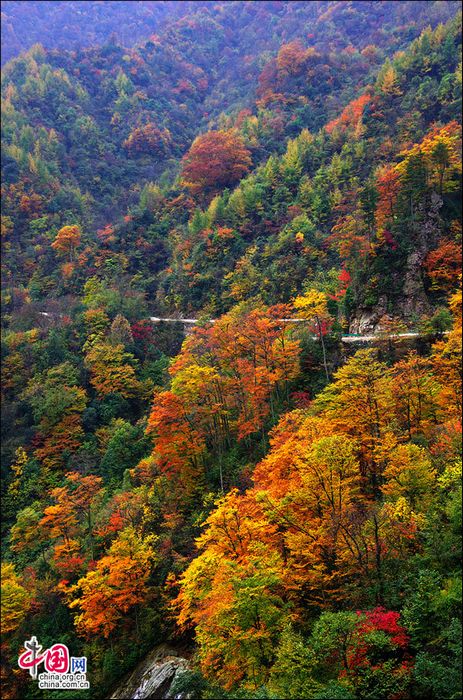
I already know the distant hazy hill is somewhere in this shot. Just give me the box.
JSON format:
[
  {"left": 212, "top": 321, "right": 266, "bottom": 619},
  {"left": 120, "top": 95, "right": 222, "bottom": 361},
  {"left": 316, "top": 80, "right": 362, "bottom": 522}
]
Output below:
[
  {"left": 2, "top": 0, "right": 460, "bottom": 65},
  {"left": 1, "top": 0, "right": 196, "bottom": 64}
]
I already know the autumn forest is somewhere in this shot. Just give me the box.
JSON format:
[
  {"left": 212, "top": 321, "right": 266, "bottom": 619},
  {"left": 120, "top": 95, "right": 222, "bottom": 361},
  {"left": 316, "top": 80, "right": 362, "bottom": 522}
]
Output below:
[{"left": 0, "top": 1, "right": 462, "bottom": 699}]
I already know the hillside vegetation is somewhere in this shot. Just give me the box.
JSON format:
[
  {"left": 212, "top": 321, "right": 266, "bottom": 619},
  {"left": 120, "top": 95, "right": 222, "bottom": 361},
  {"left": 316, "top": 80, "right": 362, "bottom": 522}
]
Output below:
[{"left": 1, "top": 3, "right": 461, "bottom": 699}]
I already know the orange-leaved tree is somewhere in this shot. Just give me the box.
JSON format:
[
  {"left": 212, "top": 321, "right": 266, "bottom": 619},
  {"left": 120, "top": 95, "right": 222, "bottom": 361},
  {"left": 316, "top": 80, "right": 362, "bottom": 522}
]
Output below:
[
  {"left": 68, "top": 526, "right": 156, "bottom": 638},
  {"left": 51, "top": 225, "right": 81, "bottom": 262},
  {"left": 180, "top": 130, "right": 252, "bottom": 202},
  {"left": 84, "top": 343, "right": 141, "bottom": 398},
  {"left": 431, "top": 285, "right": 462, "bottom": 417},
  {"left": 147, "top": 304, "right": 300, "bottom": 496},
  {"left": 175, "top": 489, "right": 288, "bottom": 690},
  {"left": 40, "top": 471, "right": 104, "bottom": 574}
]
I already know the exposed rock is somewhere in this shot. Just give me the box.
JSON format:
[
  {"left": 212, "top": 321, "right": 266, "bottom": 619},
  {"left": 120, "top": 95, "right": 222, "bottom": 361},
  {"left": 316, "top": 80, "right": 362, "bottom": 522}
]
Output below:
[
  {"left": 348, "top": 295, "right": 388, "bottom": 335},
  {"left": 110, "top": 643, "right": 191, "bottom": 699},
  {"left": 401, "top": 250, "right": 432, "bottom": 319},
  {"left": 349, "top": 247, "right": 432, "bottom": 334}
]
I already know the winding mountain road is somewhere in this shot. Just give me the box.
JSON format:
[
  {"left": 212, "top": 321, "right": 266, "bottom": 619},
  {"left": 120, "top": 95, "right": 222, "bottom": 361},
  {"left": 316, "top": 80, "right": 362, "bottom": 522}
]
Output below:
[
  {"left": 147, "top": 318, "right": 440, "bottom": 343},
  {"left": 38, "top": 312, "right": 445, "bottom": 343}
]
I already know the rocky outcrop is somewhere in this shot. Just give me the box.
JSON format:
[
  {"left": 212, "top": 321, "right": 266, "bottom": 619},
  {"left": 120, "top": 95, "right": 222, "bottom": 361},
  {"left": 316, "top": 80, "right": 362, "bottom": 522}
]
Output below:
[
  {"left": 349, "top": 249, "right": 432, "bottom": 334},
  {"left": 348, "top": 295, "right": 389, "bottom": 335},
  {"left": 401, "top": 250, "right": 432, "bottom": 319},
  {"left": 110, "top": 644, "right": 191, "bottom": 700}
]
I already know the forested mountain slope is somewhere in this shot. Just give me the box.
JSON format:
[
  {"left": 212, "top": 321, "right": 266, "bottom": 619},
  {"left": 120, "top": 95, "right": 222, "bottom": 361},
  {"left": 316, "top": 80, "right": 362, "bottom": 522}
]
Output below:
[
  {"left": 1, "top": 3, "right": 462, "bottom": 700},
  {"left": 1, "top": 4, "right": 461, "bottom": 325},
  {"left": 1, "top": 1, "right": 460, "bottom": 225}
]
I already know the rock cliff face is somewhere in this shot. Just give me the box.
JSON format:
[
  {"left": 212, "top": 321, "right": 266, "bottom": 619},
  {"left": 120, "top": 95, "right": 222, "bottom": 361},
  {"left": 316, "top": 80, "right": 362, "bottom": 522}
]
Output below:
[
  {"left": 349, "top": 250, "right": 432, "bottom": 335},
  {"left": 110, "top": 644, "right": 191, "bottom": 700},
  {"left": 348, "top": 295, "right": 389, "bottom": 335},
  {"left": 401, "top": 250, "right": 432, "bottom": 318}
]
